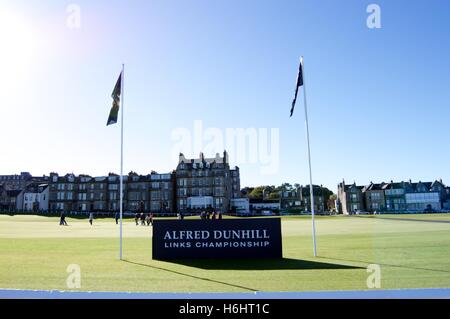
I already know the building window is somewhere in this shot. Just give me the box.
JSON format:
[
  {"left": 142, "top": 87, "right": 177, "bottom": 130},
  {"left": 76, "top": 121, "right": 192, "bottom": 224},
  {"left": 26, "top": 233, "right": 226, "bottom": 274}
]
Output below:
[
  {"left": 152, "top": 182, "right": 160, "bottom": 189},
  {"left": 151, "top": 202, "right": 160, "bottom": 211},
  {"left": 370, "top": 193, "right": 381, "bottom": 200}
]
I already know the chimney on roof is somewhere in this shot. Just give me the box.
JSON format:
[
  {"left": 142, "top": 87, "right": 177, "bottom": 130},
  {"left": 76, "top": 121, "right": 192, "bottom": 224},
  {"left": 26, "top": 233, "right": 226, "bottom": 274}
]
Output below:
[
  {"left": 223, "top": 150, "right": 228, "bottom": 163},
  {"left": 178, "top": 153, "right": 186, "bottom": 163}
]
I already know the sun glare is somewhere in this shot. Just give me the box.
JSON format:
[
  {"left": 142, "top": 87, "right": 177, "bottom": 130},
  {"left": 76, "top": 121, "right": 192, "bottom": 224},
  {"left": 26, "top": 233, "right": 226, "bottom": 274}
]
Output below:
[{"left": 0, "top": 9, "right": 35, "bottom": 95}]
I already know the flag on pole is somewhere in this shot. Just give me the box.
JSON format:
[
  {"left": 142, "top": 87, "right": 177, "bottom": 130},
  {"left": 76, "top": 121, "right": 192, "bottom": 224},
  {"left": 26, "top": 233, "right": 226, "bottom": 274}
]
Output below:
[
  {"left": 106, "top": 66, "right": 125, "bottom": 260},
  {"left": 289, "top": 56, "right": 317, "bottom": 257},
  {"left": 290, "top": 61, "right": 304, "bottom": 117},
  {"left": 107, "top": 72, "right": 123, "bottom": 126}
]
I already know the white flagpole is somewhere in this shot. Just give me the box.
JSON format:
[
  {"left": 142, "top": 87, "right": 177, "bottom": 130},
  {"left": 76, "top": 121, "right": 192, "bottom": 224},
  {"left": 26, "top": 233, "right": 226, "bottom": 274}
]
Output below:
[
  {"left": 119, "top": 64, "right": 125, "bottom": 260},
  {"left": 301, "top": 56, "right": 317, "bottom": 257}
]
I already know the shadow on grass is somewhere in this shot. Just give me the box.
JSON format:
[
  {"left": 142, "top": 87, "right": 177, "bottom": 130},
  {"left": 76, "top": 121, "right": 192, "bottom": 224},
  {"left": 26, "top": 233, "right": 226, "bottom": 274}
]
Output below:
[
  {"left": 319, "top": 256, "right": 450, "bottom": 274},
  {"left": 122, "top": 259, "right": 258, "bottom": 292},
  {"left": 164, "top": 258, "right": 363, "bottom": 270},
  {"left": 122, "top": 258, "right": 361, "bottom": 292}
]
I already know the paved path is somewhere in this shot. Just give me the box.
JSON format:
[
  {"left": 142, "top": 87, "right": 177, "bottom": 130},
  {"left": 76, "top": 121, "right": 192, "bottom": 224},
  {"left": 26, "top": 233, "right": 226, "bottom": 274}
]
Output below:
[
  {"left": 376, "top": 217, "right": 450, "bottom": 224},
  {"left": 352, "top": 215, "right": 450, "bottom": 224},
  {"left": 1, "top": 288, "right": 449, "bottom": 299}
]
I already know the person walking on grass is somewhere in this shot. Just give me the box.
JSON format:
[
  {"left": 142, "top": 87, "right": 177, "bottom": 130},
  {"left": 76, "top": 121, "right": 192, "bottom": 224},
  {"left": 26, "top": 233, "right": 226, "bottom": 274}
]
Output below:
[
  {"left": 60, "top": 212, "right": 68, "bottom": 226},
  {"left": 134, "top": 213, "right": 139, "bottom": 226},
  {"left": 140, "top": 212, "right": 146, "bottom": 226},
  {"left": 89, "top": 212, "right": 94, "bottom": 226},
  {"left": 115, "top": 212, "right": 119, "bottom": 225}
]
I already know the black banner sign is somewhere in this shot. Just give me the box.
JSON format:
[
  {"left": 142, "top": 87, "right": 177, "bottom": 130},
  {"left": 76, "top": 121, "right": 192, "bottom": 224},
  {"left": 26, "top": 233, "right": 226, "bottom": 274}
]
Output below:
[{"left": 152, "top": 218, "right": 282, "bottom": 260}]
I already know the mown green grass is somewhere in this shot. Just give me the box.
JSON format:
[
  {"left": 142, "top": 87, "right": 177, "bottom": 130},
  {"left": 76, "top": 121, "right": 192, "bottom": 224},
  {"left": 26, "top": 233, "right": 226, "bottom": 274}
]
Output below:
[{"left": 0, "top": 214, "right": 449, "bottom": 292}]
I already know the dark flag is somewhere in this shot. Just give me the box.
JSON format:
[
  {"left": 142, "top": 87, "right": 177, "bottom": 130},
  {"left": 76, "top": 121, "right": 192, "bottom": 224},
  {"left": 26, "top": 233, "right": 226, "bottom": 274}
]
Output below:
[
  {"left": 290, "top": 60, "right": 304, "bottom": 117},
  {"left": 107, "top": 72, "right": 123, "bottom": 126}
]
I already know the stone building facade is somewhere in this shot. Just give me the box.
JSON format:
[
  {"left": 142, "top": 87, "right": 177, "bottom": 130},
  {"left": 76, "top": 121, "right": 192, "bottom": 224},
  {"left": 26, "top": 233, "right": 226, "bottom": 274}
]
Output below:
[
  {"left": 338, "top": 179, "right": 447, "bottom": 214},
  {"left": 48, "top": 171, "right": 176, "bottom": 214},
  {"left": 44, "top": 151, "right": 238, "bottom": 214},
  {"left": 337, "top": 181, "right": 365, "bottom": 214},
  {"left": 279, "top": 185, "right": 330, "bottom": 212},
  {"left": 175, "top": 151, "right": 240, "bottom": 213}
]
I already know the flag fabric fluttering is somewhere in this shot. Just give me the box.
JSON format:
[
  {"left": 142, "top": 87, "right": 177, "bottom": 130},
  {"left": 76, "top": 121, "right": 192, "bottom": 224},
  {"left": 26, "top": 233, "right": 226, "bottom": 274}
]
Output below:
[
  {"left": 290, "top": 60, "right": 304, "bottom": 117},
  {"left": 107, "top": 72, "right": 123, "bottom": 126}
]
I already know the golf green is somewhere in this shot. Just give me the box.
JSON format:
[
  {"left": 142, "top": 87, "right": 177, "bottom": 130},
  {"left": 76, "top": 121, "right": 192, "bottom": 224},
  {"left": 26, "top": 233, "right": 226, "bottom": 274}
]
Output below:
[{"left": 0, "top": 214, "right": 449, "bottom": 292}]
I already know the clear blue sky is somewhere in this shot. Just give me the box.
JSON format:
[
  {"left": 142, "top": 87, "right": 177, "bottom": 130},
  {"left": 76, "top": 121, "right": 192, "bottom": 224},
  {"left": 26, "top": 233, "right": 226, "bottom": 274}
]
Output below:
[{"left": 1, "top": 0, "right": 449, "bottom": 192}]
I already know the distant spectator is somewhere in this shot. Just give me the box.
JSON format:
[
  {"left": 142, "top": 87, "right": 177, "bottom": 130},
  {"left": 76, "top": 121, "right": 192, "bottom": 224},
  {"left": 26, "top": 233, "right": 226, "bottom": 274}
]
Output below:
[
  {"left": 60, "top": 212, "right": 68, "bottom": 226},
  {"left": 89, "top": 212, "right": 94, "bottom": 226},
  {"left": 140, "top": 213, "right": 146, "bottom": 226},
  {"left": 218, "top": 212, "right": 223, "bottom": 220},
  {"left": 115, "top": 212, "right": 120, "bottom": 225},
  {"left": 134, "top": 213, "right": 139, "bottom": 226}
]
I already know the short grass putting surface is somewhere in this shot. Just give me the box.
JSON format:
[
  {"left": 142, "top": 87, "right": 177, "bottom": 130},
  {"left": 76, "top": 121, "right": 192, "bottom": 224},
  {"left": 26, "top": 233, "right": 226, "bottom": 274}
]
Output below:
[{"left": 0, "top": 214, "right": 449, "bottom": 293}]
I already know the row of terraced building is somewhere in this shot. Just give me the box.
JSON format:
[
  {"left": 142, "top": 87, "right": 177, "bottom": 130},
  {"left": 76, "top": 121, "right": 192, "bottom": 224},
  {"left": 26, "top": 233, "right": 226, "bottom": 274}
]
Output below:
[
  {"left": 1, "top": 151, "right": 241, "bottom": 214},
  {"left": 337, "top": 179, "right": 450, "bottom": 214}
]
